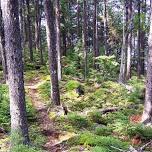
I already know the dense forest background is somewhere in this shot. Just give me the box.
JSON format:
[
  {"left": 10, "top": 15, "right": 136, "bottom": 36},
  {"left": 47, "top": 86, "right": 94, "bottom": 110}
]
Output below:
[{"left": 0, "top": 0, "right": 152, "bottom": 152}]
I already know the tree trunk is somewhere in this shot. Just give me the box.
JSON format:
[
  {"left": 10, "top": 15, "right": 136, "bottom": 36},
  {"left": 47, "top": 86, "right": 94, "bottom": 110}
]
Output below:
[
  {"left": 83, "top": 0, "right": 88, "bottom": 80},
  {"left": 26, "top": 0, "right": 33, "bottom": 62},
  {"left": 142, "top": 4, "right": 152, "bottom": 125},
  {"left": 93, "top": 0, "right": 99, "bottom": 69},
  {"left": 55, "top": 0, "right": 62, "bottom": 81},
  {"left": 44, "top": 0, "right": 60, "bottom": 106},
  {"left": 0, "top": 3, "right": 8, "bottom": 82},
  {"left": 119, "top": 0, "right": 128, "bottom": 83},
  {"left": 137, "top": 0, "right": 141, "bottom": 77},
  {"left": 1, "top": 0, "right": 29, "bottom": 145},
  {"left": 103, "top": 0, "right": 108, "bottom": 55},
  {"left": 35, "top": 0, "right": 40, "bottom": 52},
  {"left": 126, "top": 0, "right": 132, "bottom": 80},
  {"left": 19, "top": 0, "right": 25, "bottom": 54},
  {"left": 61, "top": 15, "right": 67, "bottom": 56},
  {"left": 77, "top": 0, "right": 80, "bottom": 39},
  {"left": 140, "top": 0, "right": 146, "bottom": 75}
]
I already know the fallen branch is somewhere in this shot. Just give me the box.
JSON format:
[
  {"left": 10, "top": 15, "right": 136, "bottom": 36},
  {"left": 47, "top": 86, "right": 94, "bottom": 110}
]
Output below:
[
  {"left": 140, "top": 140, "right": 152, "bottom": 151},
  {"left": 110, "top": 140, "right": 152, "bottom": 152}
]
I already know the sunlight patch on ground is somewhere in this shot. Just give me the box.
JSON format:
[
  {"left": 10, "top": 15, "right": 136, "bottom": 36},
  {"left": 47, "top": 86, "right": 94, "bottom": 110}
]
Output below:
[{"left": 0, "top": 135, "right": 9, "bottom": 152}]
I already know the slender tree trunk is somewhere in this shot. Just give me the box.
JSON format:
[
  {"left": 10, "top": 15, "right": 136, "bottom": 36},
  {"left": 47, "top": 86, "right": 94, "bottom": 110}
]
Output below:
[
  {"left": 93, "top": 0, "right": 99, "bottom": 69},
  {"left": 26, "top": 0, "right": 33, "bottom": 62},
  {"left": 35, "top": 0, "right": 40, "bottom": 52},
  {"left": 61, "top": 15, "right": 67, "bottom": 56},
  {"left": 119, "top": 0, "right": 128, "bottom": 83},
  {"left": 44, "top": 0, "right": 60, "bottom": 106},
  {"left": 140, "top": 0, "right": 146, "bottom": 75},
  {"left": 126, "top": 0, "right": 132, "bottom": 80},
  {"left": 137, "top": 0, "right": 141, "bottom": 77},
  {"left": 39, "top": 0, "right": 43, "bottom": 65},
  {"left": 142, "top": 5, "right": 152, "bottom": 125},
  {"left": 1, "top": 0, "right": 29, "bottom": 145},
  {"left": 103, "top": 0, "right": 108, "bottom": 55},
  {"left": 19, "top": 0, "right": 25, "bottom": 55},
  {"left": 83, "top": 0, "right": 88, "bottom": 80},
  {"left": 55, "top": 0, "right": 62, "bottom": 81},
  {"left": 0, "top": 3, "right": 8, "bottom": 82},
  {"left": 77, "top": 0, "right": 80, "bottom": 39}
]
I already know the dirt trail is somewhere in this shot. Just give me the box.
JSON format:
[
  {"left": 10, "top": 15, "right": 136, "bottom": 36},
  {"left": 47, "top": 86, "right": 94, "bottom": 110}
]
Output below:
[{"left": 26, "top": 77, "right": 68, "bottom": 152}]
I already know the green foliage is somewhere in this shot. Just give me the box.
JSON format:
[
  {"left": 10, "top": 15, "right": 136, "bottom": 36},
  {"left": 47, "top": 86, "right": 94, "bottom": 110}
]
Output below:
[
  {"left": 62, "top": 51, "right": 82, "bottom": 77},
  {"left": 127, "top": 124, "right": 152, "bottom": 140},
  {"left": 65, "top": 80, "right": 80, "bottom": 91},
  {"left": 95, "top": 127, "right": 113, "bottom": 136},
  {"left": 0, "top": 84, "right": 37, "bottom": 130},
  {"left": 78, "top": 132, "right": 128, "bottom": 150},
  {"left": 29, "top": 125, "right": 47, "bottom": 147},
  {"left": 93, "top": 55, "right": 119, "bottom": 81},
  {"left": 127, "top": 76, "right": 145, "bottom": 103},
  {"left": 67, "top": 113, "right": 90, "bottom": 130},
  {"left": 88, "top": 111, "right": 107, "bottom": 125},
  {"left": 0, "top": 84, "right": 10, "bottom": 129},
  {"left": 12, "top": 145, "right": 42, "bottom": 152},
  {"left": 92, "top": 146, "right": 110, "bottom": 152},
  {"left": 38, "top": 81, "right": 50, "bottom": 101}
]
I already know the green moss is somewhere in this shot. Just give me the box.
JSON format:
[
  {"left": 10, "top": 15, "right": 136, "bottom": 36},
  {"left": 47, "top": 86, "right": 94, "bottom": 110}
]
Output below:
[
  {"left": 92, "top": 146, "right": 110, "bottom": 152},
  {"left": 65, "top": 80, "right": 80, "bottom": 91},
  {"left": 127, "top": 124, "right": 152, "bottom": 140},
  {"left": 78, "top": 132, "right": 129, "bottom": 150},
  {"left": 95, "top": 127, "right": 113, "bottom": 136},
  {"left": 38, "top": 81, "right": 51, "bottom": 101}
]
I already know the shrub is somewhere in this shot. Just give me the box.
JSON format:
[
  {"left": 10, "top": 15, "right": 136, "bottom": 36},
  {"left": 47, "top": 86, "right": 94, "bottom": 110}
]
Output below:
[
  {"left": 67, "top": 113, "right": 90, "bottom": 129},
  {"left": 95, "top": 55, "right": 119, "bottom": 81},
  {"left": 65, "top": 80, "right": 80, "bottom": 91},
  {"left": 78, "top": 132, "right": 129, "bottom": 150},
  {"left": 95, "top": 127, "right": 113, "bottom": 136}
]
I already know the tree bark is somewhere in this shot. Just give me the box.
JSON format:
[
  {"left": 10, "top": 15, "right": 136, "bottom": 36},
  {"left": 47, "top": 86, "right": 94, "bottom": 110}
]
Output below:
[
  {"left": 44, "top": 0, "right": 60, "bottom": 106},
  {"left": 137, "top": 0, "right": 141, "bottom": 77},
  {"left": 55, "top": 0, "right": 62, "bottom": 81},
  {"left": 142, "top": 3, "right": 152, "bottom": 125},
  {"left": 77, "top": 0, "right": 80, "bottom": 39},
  {"left": 126, "top": 0, "right": 133, "bottom": 80},
  {"left": 35, "top": 0, "right": 40, "bottom": 52},
  {"left": 26, "top": 0, "right": 33, "bottom": 62},
  {"left": 1, "top": 0, "right": 29, "bottom": 145},
  {"left": 0, "top": 3, "right": 8, "bottom": 82},
  {"left": 93, "top": 0, "right": 99, "bottom": 69},
  {"left": 140, "top": 0, "right": 146, "bottom": 75},
  {"left": 119, "top": 0, "right": 128, "bottom": 83},
  {"left": 83, "top": 0, "right": 88, "bottom": 80},
  {"left": 103, "top": 0, "right": 108, "bottom": 55}
]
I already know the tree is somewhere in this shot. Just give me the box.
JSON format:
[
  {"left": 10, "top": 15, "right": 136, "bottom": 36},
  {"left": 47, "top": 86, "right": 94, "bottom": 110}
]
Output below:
[
  {"left": 137, "top": 0, "right": 141, "bottom": 77},
  {"left": 119, "top": 0, "right": 128, "bottom": 83},
  {"left": 103, "top": 0, "right": 108, "bottom": 55},
  {"left": 55, "top": 0, "right": 62, "bottom": 81},
  {"left": 44, "top": 0, "right": 60, "bottom": 106},
  {"left": 83, "top": 0, "right": 88, "bottom": 80},
  {"left": 26, "top": 0, "right": 33, "bottom": 62},
  {"left": 126, "top": 0, "right": 133, "bottom": 80},
  {"left": 0, "top": 3, "right": 8, "bottom": 82},
  {"left": 93, "top": 0, "right": 99, "bottom": 69},
  {"left": 35, "top": 0, "right": 40, "bottom": 53},
  {"left": 142, "top": 4, "right": 152, "bottom": 125},
  {"left": 1, "top": 0, "right": 29, "bottom": 145}
]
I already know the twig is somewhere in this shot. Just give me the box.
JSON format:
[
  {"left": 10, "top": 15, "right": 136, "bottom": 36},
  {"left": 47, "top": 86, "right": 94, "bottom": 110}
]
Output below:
[
  {"left": 110, "top": 145, "right": 126, "bottom": 152},
  {"left": 140, "top": 140, "right": 152, "bottom": 151}
]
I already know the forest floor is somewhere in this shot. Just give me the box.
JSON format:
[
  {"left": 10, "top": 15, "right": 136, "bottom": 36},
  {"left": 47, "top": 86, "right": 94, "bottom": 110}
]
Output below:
[
  {"left": 0, "top": 68, "right": 152, "bottom": 152},
  {"left": 26, "top": 76, "right": 76, "bottom": 152}
]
